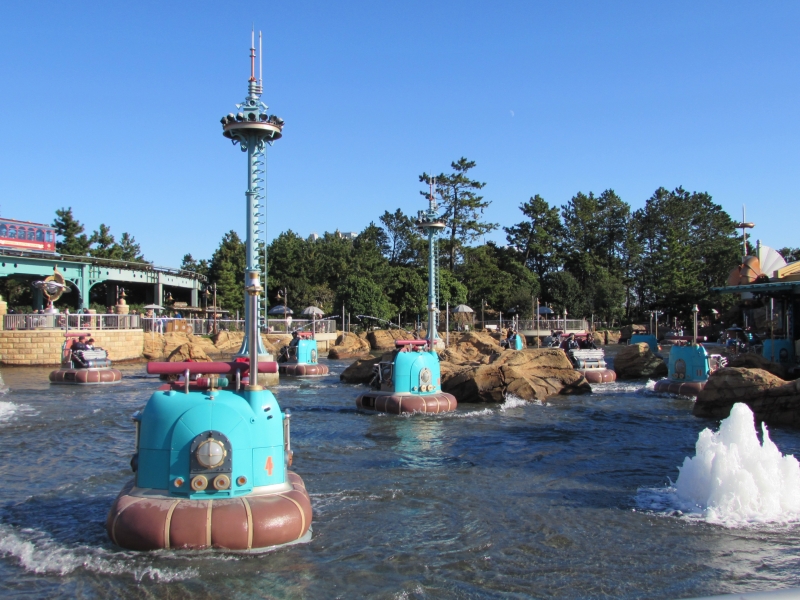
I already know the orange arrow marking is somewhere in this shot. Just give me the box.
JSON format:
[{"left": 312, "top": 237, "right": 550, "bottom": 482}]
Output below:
[{"left": 265, "top": 456, "right": 274, "bottom": 476}]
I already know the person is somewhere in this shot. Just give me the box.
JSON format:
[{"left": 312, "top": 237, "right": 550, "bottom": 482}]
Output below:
[
  {"left": 561, "top": 333, "right": 580, "bottom": 351},
  {"left": 85, "top": 338, "right": 95, "bottom": 350},
  {"left": 71, "top": 336, "right": 89, "bottom": 367}
]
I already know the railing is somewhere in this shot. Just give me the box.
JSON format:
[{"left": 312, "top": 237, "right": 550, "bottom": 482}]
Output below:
[
  {"left": 479, "top": 318, "right": 589, "bottom": 332},
  {"left": 141, "top": 318, "right": 338, "bottom": 335},
  {"left": 3, "top": 313, "right": 141, "bottom": 331}
]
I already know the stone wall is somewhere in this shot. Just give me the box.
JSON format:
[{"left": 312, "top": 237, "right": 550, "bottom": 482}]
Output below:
[{"left": 0, "top": 329, "right": 144, "bottom": 366}]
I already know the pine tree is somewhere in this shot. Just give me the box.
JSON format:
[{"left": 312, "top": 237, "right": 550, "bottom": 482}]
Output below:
[
  {"left": 52, "top": 207, "right": 89, "bottom": 256},
  {"left": 118, "top": 232, "right": 145, "bottom": 262},
  {"left": 504, "top": 195, "right": 564, "bottom": 280},
  {"left": 208, "top": 231, "right": 246, "bottom": 315},
  {"left": 89, "top": 224, "right": 122, "bottom": 259},
  {"left": 420, "top": 158, "right": 497, "bottom": 270}
]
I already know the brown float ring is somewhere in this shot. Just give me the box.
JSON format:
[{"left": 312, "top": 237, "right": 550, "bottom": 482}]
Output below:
[
  {"left": 279, "top": 363, "right": 329, "bottom": 376},
  {"left": 49, "top": 368, "right": 122, "bottom": 385},
  {"left": 653, "top": 379, "right": 705, "bottom": 397},
  {"left": 577, "top": 368, "right": 616, "bottom": 384},
  {"left": 107, "top": 471, "right": 312, "bottom": 551},
  {"left": 356, "top": 391, "right": 457, "bottom": 414}
]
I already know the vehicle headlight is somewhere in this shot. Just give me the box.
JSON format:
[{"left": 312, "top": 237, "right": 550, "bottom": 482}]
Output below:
[{"left": 196, "top": 438, "right": 227, "bottom": 468}]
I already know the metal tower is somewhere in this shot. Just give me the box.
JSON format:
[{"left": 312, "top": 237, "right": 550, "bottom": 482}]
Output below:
[
  {"left": 416, "top": 179, "right": 445, "bottom": 343},
  {"left": 220, "top": 31, "right": 284, "bottom": 359}
]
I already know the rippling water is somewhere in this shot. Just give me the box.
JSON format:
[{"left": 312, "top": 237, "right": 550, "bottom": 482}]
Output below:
[{"left": 2, "top": 362, "right": 800, "bottom": 599}]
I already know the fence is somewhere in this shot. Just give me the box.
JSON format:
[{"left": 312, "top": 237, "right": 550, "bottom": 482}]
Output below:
[
  {"left": 481, "top": 318, "right": 589, "bottom": 332},
  {"left": 141, "top": 318, "right": 338, "bottom": 335},
  {"left": 3, "top": 313, "right": 141, "bottom": 331}
]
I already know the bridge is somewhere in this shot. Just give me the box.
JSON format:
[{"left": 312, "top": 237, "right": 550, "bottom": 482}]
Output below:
[{"left": 0, "top": 249, "right": 206, "bottom": 310}]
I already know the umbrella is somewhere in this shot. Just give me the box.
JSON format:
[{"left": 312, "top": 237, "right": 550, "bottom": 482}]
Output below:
[
  {"left": 726, "top": 325, "right": 743, "bottom": 331},
  {"left": 143, "top": 304, "right": 165, "bottom": 311},
  {"left": 452, "top": 304, "right": 474, "bottom": 313},
  {"left": 538, "top": 306, "right": 554, "bottom": 315},
  {"left": 268, "top": 305, "right": 294, "bottom": 315},
  {"left": 302, "top": 306, "right": 324, "bottom": 316}
]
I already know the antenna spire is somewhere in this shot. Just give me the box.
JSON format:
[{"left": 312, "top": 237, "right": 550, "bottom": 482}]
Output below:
[
  {"left": 249, "top": 28, "right": 256, "bottom": 82},
  {"left": 259, "top": 31, "right": 263, "bottom": 92}
]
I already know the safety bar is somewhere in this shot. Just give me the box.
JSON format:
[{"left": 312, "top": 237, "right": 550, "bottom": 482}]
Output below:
[{"left": 147, "top": 361, "right": 278, "bottom": 375}]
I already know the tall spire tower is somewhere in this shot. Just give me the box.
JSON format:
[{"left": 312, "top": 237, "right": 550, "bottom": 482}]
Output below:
[
  {"left": 416, "top": 178, "right": 445, "bottom": 346},
  {"left": 220, "top": 32, "right": 284, "bottom": 360}
]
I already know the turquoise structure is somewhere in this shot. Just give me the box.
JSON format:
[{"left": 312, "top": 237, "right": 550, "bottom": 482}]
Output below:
[
  {"left": 107, "top": 34, "right": 311, "bottom": 552},
  {"left": 631, "top": 334, "right": 659, "bottom": 353},
  {"left": 762, "top": 339, "right": 794, "bottom": 365},
  {"left": 279, "top": 331, "right": 329, "bottom": 376},
  {"left": 355, "top": 181, "right": 457, "bottom": 414},
  {"left": 133, "top": 387, "right": 286, "bottom": 497}
]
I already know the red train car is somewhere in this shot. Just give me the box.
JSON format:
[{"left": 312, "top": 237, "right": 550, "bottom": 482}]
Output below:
[{"left": 0, "top": 218, "right": 56, "bottom": 253}]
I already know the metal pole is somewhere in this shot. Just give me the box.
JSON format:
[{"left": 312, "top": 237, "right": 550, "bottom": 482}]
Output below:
[
  {"left": 692, "top": 305, "right": 699, "bottom": 346},
  {"left": 446, "top": 302, "right": 449, "bottom": 348}
]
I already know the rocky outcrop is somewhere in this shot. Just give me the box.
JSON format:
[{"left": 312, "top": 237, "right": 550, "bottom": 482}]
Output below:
[
  {"left": 693, "top": 367, "right": 800, "bottom": 427},
  {"left": 727, "top": 353, "right": 790, "bottom": 380},
  {"left": 613, "top": 343, "right": 668, "bottom": 379},
  {"left": 210, "top": 331, "right": 278, "bottom": 356},
  {"left": 340, "top": 354, "right": 391, "bottom": 383},
  {"left": 619, "top": 324, "right": 647, "bottom": 343},
  {"left": 329, "top": 332, "right": 372, "bottom": 360},
  {"left": 167, "top": 343, "right": 211, "bottom": 362},
  {"left": 439, "top": 331, "right": 503, "bottom": 365},
  {"left": 439, "top": 349, "right": 591, "bottom": 403},
  {"left": 366, "top": 329, "right": 410, "bottom": 350}
]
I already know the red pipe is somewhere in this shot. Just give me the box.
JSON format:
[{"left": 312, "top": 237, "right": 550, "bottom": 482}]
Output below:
[{"left": 147, "top": 361, "right": 278, "bottom": 375}]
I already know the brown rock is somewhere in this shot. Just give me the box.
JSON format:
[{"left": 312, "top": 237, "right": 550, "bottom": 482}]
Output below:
[
  {"left": 328, "top": 332, "right": 372, "bottom": 359},
  {"left": 727, "top": 353, "right": 789, "bottom": 379},
  {"left": 167, "top": 343, "right": 211, "bottom": 362},
  {"left": 439, "top": 331, "right": 503, "bottom": 365},
  {"left": 366, "top": 329, "right": 409, "bottom": 350},
  {"left": 592, "top": 331, "right": 605, "bottom": 346},
  {"left": 619, "top": 324, "right": 647, "bottom": 342},
  {"left": 440, "top": 348, "right": 591, "bottom": 403},
  {"left": 340, "top": 353, "right": 392, "bottom": 383},
  {"left": 613, "top": 343, "right": 667, "bottom": 379},
  {"left": 213, "top": 331, "right": 243, "bottom": 353},
  {"left": 694, "top": 367, "right": 800, "bottom": 427},
  {"left": 605, "top": 330, "right": 622, "bottom": 345}
]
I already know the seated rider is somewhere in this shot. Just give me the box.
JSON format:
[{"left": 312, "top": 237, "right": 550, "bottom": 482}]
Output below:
[
  {"left": 560, "top": 333, "right": 580, "bottom": 351},
  {"left": 71, "top": 336, "right": 89, "bottom": 367}
]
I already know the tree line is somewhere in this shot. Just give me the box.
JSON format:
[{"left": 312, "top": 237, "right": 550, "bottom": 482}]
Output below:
[{"left": 41, "top": 159, "right": 795, "bottom": 326}]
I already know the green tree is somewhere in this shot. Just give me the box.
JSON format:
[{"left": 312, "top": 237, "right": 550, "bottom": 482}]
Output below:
[
  {"left": 180, "top": 253, "right": 208, "bottom": 278},
  {"left": 420, "top": 158, "right": 497, "bottom": 270},
  {"left": 334, "top": 273, "right": 393, "bottom": 321},
  {"left": 504, "top": 194, "right": 564, "bottom": 280},
  {"left": 207, "top": 231, "right": 246, "bottom": 315},
  {"left": 633, "top": 187, "right": 739, "bottom": 321},
  {"left": 118, "top": 232, "right": 145, "bottom": 262},
  {"left": 545, "top": 270, "right": 585, "bottom": 317},
  {"left": 52, "top": 207, "right": 89, "bottom": 256},
  {"left": 379, "top": 209, "right": 424, "bottom": 266},
  {"left": 89, "top": 224, "right": 122, "bottom": 259}
]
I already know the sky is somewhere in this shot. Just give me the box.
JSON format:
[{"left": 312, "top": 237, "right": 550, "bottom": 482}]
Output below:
[{"left": 0, "top": 1, "right": 797, "bottom": 268}]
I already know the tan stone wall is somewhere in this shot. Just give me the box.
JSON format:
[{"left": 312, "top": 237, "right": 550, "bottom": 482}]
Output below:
[{"left": 0, "top": 330, "right": 144, "bottom": 366}]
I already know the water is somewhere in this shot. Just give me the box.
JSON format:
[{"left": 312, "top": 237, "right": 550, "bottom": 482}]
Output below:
[{"left": 2, "top": 365, "right": 800, "bottom": 599}]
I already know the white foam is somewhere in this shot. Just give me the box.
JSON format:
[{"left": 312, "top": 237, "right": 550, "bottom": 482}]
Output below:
[
  {"left": 0, "top": 524, "right": 198, "bottom": 581},
  {"left": 672, "top": 403, "right": 800, "bottom": 526},
  {"left": 501, "top": 395, "right": 535, "bottom": 410},
  {"left": 0, "top": 401, "right": 17, "bottom": 423}
]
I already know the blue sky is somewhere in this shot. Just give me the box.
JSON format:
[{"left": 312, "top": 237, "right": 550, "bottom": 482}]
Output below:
[{"left": 1, "top": 1, "right": 797, "bottom": 267}]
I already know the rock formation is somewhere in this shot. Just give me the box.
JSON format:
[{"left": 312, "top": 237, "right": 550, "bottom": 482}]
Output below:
[
  {"left": 340, "top": 354, "right": 389, "bottom": 383},
  {"left": 619, "top": 324, "right": 647, "bottom": 342},
  {"left": 613, "top": 343, "right": 668, "bottom": 379},
  {"left": 329, "top": 332, "right": 372, "bottom": 360},
  {"left": 439, "top": 349, "right": 591, "bottom": 403},
  {"left": 693, "top": 367, "right": 800, "bottom": 427},
  {"left": 367, "top": 328, "right": 410, "bottom": 350}
]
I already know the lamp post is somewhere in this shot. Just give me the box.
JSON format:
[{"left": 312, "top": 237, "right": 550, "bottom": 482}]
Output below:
[{"left": 481, "top": 299, "right": 486, "bottom": 331}]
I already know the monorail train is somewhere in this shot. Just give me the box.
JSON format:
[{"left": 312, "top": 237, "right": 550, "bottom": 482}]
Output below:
[{"left": 0, "top": 218, "right": 56, "bottom": 253}]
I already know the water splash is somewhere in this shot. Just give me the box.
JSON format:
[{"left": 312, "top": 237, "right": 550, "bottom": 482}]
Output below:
[
  {"left": 673, "top": 403, "right": 800, "bottom": 525},
  {"left": 0, "top": 524, "right": 198, "bottom": 581}
]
